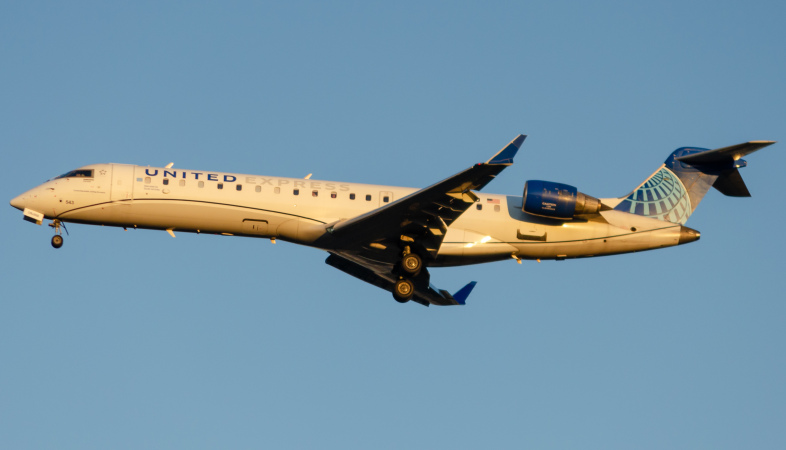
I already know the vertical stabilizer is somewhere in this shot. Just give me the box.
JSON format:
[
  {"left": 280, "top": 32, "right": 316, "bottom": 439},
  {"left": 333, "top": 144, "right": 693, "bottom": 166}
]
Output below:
[
  {"left": 614, "top": 141, "right": 774, "bottom": 224},
  {"left": 614, "top": 147, "right": 715, "bottom": 224}
]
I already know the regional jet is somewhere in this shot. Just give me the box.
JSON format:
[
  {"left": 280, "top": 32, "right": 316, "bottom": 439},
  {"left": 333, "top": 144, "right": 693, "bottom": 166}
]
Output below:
[{"left": 9, "top": 136, "right": 774, "bottom": 306}]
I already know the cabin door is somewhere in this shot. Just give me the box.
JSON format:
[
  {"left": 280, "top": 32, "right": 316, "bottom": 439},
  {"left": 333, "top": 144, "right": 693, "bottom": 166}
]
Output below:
[{"left": 110, "top": 164, "right": 135, "bottom": 201}]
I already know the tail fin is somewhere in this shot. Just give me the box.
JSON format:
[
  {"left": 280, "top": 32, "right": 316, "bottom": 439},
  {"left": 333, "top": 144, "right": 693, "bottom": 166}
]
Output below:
[{"left": 614, "top": 141, "right": 775, "bottom": 224}]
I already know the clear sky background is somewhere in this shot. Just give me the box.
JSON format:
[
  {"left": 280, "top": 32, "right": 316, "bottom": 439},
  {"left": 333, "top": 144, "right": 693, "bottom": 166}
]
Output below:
[{"left": 2, "top": 1, "right": 785, "bottom": 449}]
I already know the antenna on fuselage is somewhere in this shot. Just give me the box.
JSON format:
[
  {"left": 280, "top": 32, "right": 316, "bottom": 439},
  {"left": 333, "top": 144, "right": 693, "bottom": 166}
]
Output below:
[
  {"left": 165, "top": 162, "right": 174, "bottom": 168},
  {"left": 304, "top": 173, "right": 312, "bottom": 179}
]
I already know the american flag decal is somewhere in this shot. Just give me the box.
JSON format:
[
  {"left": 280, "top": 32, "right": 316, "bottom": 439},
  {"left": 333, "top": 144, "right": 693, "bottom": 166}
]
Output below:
[{"left": 486, "top": 198, "right": 500, "bottom": 204}]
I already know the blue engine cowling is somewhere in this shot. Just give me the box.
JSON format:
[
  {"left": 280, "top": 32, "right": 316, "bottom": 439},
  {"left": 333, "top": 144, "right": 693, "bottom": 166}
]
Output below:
[{"left": 522, "top": 180, "right": 601, "bottom": 220}]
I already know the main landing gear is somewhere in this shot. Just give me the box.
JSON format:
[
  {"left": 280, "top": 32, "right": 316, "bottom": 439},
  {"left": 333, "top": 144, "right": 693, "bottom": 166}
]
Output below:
[
  {"left": 49, "top": 219, "right": 65, "bottom": 249},
  {"left": 401, "top": 252, "right": 422, "bottom": 276},
  {"left": 392, "top": 249, "right": 424, "bottom": 303},
  {"left": 393, "top": 278, "right": 415, "bottom": 303}
]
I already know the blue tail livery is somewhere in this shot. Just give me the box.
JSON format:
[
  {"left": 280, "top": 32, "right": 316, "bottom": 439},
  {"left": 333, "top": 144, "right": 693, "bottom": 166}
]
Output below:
[{"left": 614, "top": 141, "right": 775, "bottom": 224}]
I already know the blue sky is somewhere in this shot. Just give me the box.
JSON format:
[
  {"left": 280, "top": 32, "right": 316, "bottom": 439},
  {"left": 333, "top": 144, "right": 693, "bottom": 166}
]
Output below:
[{"left": 2, "top": 1, "right": 785, "bottom": 448}]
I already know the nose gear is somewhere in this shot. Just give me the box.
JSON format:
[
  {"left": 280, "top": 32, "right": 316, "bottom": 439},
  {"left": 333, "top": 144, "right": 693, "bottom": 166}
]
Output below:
[{"left": 48, "top": 219, "right": 68, "bottom": 249}]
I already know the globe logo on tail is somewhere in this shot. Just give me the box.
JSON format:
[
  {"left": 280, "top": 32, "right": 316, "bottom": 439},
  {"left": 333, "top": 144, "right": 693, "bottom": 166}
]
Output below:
[{"left": 615, "top": 166, "right": 692, "bottom": 224}]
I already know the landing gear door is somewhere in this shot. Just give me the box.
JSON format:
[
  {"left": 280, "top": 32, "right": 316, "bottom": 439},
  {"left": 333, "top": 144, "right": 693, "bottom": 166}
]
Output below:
[{"left": 110, "top": 164, "right": 135, "bottom": 202}]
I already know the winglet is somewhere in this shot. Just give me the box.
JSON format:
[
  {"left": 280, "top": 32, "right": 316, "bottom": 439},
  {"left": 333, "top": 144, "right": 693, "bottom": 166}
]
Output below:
[
  {"left": 486, "top": 134, "right": 526, "bottom": 165},
  {"left": 452, "top": 281, "right": 478, "bottom": 305}
]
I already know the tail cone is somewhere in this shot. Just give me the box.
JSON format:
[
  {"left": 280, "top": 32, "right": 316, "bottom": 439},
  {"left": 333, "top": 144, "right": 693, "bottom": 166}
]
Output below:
[{"left": 678, "top": 226, "right": 701, "bottom": 245}]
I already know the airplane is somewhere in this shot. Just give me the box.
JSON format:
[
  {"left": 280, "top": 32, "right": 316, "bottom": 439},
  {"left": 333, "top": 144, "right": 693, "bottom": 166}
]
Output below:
[{"left": 9, "top": 135, "right": 775, "bottom": 306}]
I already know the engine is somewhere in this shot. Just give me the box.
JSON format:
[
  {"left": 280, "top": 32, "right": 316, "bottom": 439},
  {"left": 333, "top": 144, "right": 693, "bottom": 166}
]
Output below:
[{"left": 522, "top": 180, "right": 602, "bottom": 220}]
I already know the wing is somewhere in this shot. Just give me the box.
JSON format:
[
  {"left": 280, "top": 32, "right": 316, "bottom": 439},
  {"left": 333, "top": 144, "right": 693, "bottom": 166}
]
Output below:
[
  {"left": 327, "top": 134, "right": 526, "bottom": 259},
  {"left": 321, "top": 135, "right": 525, "bottom": 306}
]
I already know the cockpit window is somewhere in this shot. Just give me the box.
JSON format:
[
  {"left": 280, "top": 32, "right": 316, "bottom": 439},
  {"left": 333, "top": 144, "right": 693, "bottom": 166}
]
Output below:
[{"left": 55, "top": 169, "right": 94, "bottom": 179}]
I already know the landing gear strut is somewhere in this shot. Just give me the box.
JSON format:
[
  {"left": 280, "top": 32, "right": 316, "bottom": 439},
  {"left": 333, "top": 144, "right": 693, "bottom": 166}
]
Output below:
[{"left": 49, "top": 219, "right": 64, "bottom": 249}]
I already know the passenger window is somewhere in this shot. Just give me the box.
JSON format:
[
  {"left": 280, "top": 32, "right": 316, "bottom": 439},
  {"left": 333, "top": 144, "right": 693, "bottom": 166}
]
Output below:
[
  {"left": 494, "top": 205, "right": 500, "bottom": 212},
  {"left": 274, "top": 187, "right": 280, "bottom": 194},
  {"left": 312, "top": 190, "right": 318, "bottom": 197},
  {"left": 350, "top": 193, "right": 355, "bottom": 200},
  {"left": 198, "top": 181, "right": 204, "bottom": 188},
  {"left": 330, "top": 192, "right": 337, "bottom": 199},
  {"left": 144, "top": 177, "right": 151, "bottom": 184},
  {"left": 365, "top": 194, "right": 371, "bottom": 201},
  {"left": 179, "top": 180, "right": 185, "bottom": 187},
  {"left": 293, "top": 189, "right": 299, "bottom": 195},
  {"left": 217, "top": 183, "right": 224, "bottom": 190},
  {"left": 476, "top": 204, "right": 482, "bottom": 210},
  {"left": 383, "top": 196, "right": 390, "bottom": 203},
  {"left": 163, "top": 179, "right": 169, "bottom": 185},
  {"left": 255, "top": 186, "right": 261, "bottom": 193},
  {"left": 236, "top": 184, "right": 242, "bottom": 191}
]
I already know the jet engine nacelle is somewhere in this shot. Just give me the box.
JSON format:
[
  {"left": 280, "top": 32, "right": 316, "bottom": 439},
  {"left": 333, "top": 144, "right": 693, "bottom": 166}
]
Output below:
[{"left": 522, "top": 180, "right": 602, "bottom": 220}]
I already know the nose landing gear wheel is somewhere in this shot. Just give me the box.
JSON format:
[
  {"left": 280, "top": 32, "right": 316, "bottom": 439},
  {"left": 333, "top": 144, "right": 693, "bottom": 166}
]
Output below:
[
  {"left": 51, "top": 235, "right": 63, "bottom": 249},
  {"left": 393, "top": 278, "right": 415, "bottom": 303}
]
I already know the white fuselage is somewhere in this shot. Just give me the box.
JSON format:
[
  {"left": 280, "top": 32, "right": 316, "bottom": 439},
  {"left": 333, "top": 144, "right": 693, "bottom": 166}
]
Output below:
[{"left": 11, "top": 163, "right": 690, "bottom": 266}]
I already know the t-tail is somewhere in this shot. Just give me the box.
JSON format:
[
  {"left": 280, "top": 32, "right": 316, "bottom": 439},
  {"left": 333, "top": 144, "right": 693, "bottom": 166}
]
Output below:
[{"left": 614, "top": 141, "right": 776, "bottom": 224}]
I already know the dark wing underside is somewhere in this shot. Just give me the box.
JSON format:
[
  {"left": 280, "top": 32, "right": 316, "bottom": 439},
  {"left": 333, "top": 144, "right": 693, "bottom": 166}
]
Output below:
[
  {"left": 321, "top": 135, "right": 526, "bottom": 306},
  {"left": 325, "top": 252, "right": 475, "bottom": 306}
]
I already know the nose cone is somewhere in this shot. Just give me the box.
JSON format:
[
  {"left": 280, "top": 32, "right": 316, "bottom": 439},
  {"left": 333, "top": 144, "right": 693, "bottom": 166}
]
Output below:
[
  {"left": 10, "top": 194, "right": 26, "bottom": 211},
  {"left": 678, "top": 225, "right": 701, "bottom": 245}
]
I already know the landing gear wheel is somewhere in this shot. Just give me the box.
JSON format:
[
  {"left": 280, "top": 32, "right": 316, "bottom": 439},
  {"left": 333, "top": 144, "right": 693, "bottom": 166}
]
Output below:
[
  {"left": 393, "top": 278, "right": 415, "bottom": 303},
  {"left": 51, "top": 235, "right": 63, "bottom": 249},
  {"left": 401, "top": 253, "right": 422, "bottom": 276}
]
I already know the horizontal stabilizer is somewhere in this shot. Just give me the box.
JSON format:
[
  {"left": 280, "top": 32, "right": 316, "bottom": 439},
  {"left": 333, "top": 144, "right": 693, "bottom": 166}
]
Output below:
[
  {"left": 676, "top": 141, "right": 775, "bottom": 166},
  {"left": 712, "top": 169, "right": 751, "bottom": 197}
]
